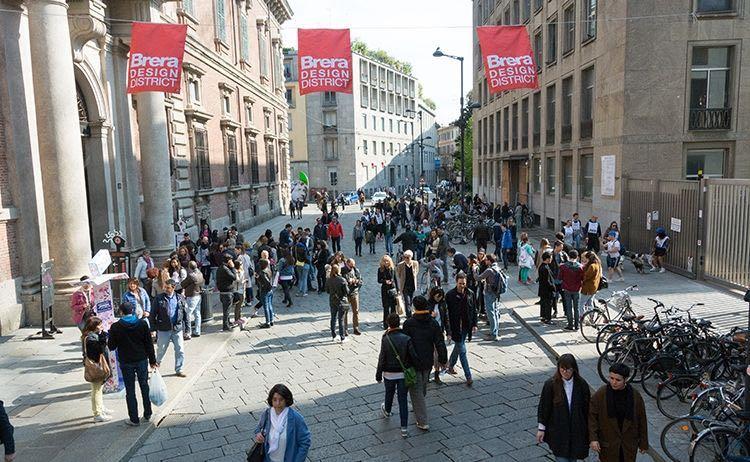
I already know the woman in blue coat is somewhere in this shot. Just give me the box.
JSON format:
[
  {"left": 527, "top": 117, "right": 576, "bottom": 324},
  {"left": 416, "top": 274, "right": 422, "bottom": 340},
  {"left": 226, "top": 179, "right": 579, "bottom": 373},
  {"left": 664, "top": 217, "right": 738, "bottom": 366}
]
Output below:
[{"left": 254, "top": 384, "right": 311, "bottom": 462}]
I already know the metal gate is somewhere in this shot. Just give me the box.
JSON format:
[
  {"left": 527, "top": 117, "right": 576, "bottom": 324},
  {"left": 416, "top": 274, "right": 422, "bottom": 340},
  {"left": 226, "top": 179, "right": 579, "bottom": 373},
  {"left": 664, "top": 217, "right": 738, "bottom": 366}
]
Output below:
[
  {"left": 703, "top": 180, "right": 750, "bottom": 289},
  {"left": 622, "top": 178, "right": 700, "bottom": 278},
  {"left": 623, "top": 177, "right": 750, "bottom": 290}
]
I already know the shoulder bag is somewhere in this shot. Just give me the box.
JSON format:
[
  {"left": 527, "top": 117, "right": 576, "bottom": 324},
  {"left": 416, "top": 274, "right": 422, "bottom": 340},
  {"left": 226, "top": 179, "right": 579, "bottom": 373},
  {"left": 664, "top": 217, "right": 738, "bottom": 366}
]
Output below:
[
  {"left": 83, "top": 339, "right": 110, "bottom": 384},
  {"left": 247, "top": 408, "right": 269, "bottom": 462},
  {"left": 385, "top": 333, "right": 416, "bottom": 388}
]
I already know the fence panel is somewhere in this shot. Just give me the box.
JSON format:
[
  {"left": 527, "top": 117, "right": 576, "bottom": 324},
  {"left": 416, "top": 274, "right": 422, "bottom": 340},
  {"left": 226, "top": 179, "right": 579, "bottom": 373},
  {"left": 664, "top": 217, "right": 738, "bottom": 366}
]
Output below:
[{"left": 704, "top": 180, "right": 750, "bottom": 290}]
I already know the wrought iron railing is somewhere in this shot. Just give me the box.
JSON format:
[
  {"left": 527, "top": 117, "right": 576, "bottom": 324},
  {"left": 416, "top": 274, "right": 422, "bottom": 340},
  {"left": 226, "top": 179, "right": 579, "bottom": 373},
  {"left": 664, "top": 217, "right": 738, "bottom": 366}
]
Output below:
[{"left": 689, "top": 108, "right": 731, "bottom": 130}]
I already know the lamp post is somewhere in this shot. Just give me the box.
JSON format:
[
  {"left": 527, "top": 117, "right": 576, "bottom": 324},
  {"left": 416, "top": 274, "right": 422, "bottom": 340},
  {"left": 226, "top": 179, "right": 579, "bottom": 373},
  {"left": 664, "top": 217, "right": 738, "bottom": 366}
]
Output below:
[{"left": 433, "top": 47, "right": 466, "bottom": 199}]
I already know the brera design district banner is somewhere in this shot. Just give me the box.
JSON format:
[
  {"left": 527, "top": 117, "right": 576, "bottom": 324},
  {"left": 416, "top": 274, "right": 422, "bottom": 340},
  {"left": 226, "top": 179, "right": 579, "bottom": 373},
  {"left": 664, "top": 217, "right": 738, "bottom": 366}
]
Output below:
[
  {"left": 127, "top": 22, "right": 188, "bottom": 94},
  {"left": 297, "top": 28, "right": 353, "bottom": 95},
  {"left": 477, "top": 25, "right": 538, "bottom": 93}
]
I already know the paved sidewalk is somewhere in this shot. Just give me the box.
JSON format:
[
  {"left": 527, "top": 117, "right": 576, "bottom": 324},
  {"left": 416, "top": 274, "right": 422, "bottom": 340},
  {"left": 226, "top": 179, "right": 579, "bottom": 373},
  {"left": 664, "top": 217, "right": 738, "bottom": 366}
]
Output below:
[{"left": 0, "top": 209, "right": 309, "bottom": 462}]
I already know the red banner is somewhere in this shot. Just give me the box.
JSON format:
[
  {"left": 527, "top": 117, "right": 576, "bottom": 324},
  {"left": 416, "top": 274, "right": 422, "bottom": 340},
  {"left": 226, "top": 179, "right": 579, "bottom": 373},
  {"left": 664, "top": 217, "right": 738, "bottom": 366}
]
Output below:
[
  {"left": 297, "top": 28, "right": 352, "bottom": 95},
  {"left": 477, "top": 26, "right": 538, "bottom": 93},
  {"left": 127, "top": 22, "right": 188, "bottom": 94}
]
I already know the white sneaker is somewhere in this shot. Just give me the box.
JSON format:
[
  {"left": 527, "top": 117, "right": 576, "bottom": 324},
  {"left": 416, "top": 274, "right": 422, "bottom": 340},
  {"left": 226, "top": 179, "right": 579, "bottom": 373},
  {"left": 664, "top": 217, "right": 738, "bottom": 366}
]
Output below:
[
  {"left": 340, "top": 337, "right": 349, "bottom": 343},
  {"left": 649, "top": 267, "right": 657, "bottom": 272},
  {"left": 102, "top": 407, "right": 113, "bottom": 416},
  {"left": 659, "top": 268, "right": 666, "bottom": 273},
  {"left": 94, "top": 414, "right": 112, "bottom": 423}
]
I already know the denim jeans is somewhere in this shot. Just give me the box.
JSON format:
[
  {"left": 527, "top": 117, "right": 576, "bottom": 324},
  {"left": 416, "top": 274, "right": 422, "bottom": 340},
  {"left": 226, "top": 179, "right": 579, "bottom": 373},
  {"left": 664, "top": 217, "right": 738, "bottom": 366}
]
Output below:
[
  {"left": 331, "top": 236, "right": 341, "bottom": 252},
  {"left": 573, "top": 234, "right": 582, "bottom": 250},
  {"left": 484, "top": 291, "right": 499, "bottom": 337},
  {"left": 156, "top": 329, "right": 185, "bottom": 373},
  {"left": 186, "top": 294, "right": 201, "bottom": 335},
  {"left": 383, "top": 378, "right": 409, "bottom": 428},
  {"left": 562, "top": 290, "right": 581, "bottom": 329},
  {"left": 220, "top": 293, "right": 232, "bottom": 329},
  {"left": 120, "top": 359, "right": 152, "bottom": 424},
  {"left": 263, "top": 291, "right": 274, "bottom": 324},
  {"left": 581, "top": 293, "right": 595, "bottom": 311},
  {"left": 440, "top": 255, "right": 449, "bottom": 282},
  {"left": 308, "top": 264, "right": 317, "bottom": 291},
  {"left": 330, "top": 304, "right": 344, "bottom": 338},
  {"left": 402, "top": 292, "right": 414, "bottom": 318},
  {"left": 296, "top": 264, "right": 310, "bottom": 295},
  {"left": 555, "top": 457, "right": 580, "bottom": 462},
  {"left": 385, "top": 235, "right": 393, "bottom": 255},
  {"left": 449, "top": 332, "right": 472, "bottom": 379},
  {"left": 502, "top": 248, "right": 512, "bottom": 269}
]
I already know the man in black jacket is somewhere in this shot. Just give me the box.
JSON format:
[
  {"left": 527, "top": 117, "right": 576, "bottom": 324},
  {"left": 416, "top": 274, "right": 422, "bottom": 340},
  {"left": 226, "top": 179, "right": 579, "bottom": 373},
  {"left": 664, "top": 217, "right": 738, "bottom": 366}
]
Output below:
[
  {"left": 0, "top": 401, "right": 14, "bottom": 462},
  {"left": 473, "top": 220, "right": 492, "bottom": 254},
  {"left": 152, "top": 280, "right": 189, "bottom": 377},
  {"left": 402, "top": 296, "right": 447, "bottom": 431},
  {"left": 393, "top": 224, "right": 418, "bottom": 254},
  {"left": 215, "top": 254, "right": 237, "bottom": 331},
  {"left": 341, "top": 258, "right": 363, "bottom": 336},
  {"left": 313, "top": 218, "right": 328, "bottom": 243},
  {"left": 108, "top": 301, "right": 157, "bottom": 426},
  {"left": 446, "top": 274, "right": 478, "bottom": 386}
]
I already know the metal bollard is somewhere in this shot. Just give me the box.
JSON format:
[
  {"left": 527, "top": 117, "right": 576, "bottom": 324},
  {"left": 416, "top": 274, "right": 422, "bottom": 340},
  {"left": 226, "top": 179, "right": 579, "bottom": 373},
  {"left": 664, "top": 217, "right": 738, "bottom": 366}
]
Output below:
[{"left": 200, "top": 290, "right": 212, "bottom": 323}]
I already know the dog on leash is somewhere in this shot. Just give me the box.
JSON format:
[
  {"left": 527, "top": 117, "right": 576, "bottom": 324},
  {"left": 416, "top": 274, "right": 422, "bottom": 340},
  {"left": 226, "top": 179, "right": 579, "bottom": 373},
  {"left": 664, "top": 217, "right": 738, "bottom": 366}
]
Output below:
[{"left": 625, "top": 251, "right": 653, "bottom": 274}]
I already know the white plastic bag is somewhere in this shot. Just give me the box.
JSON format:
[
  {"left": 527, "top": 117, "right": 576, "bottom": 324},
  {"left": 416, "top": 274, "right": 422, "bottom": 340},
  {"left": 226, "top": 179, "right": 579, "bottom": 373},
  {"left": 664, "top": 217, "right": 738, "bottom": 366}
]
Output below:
[{"left": 149, "top": 369, "right": 168, "bottom": 406}]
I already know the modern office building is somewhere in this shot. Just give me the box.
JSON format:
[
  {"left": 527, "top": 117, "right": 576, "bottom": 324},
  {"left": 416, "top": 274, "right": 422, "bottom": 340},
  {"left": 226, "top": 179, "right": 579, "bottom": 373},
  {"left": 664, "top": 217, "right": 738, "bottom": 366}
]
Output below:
[
  {"left": 284, "top": 49, "right": 437, "bottom": 197},
  {"left": 472, "top": 0, "right": 750, "bottom": 228},
  {"left": 0, "top": 0, "right": 292, "bottom": 332}
]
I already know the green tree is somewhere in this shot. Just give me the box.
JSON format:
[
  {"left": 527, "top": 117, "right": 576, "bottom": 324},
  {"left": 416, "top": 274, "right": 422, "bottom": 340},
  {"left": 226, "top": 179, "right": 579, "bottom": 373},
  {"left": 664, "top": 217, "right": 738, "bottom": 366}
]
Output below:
[
  {"left": 454, "top": 117, "right": 473, "bottom": 189},
  {"left": 351, "top": 39, "right": 413, "bottom": 75},
  {"left": 417, "top": 83, "right": 437, "bottom": 110}
]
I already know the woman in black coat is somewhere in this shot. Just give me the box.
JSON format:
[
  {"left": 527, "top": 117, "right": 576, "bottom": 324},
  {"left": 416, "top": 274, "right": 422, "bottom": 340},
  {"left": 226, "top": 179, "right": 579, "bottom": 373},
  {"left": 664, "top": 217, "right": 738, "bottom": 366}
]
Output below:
[
  {"left": 377, "top": 255, "right": 397, "bottom": 330},
  {"left": 536, "top": 353, "right": 591, "bottom": 461},
  {"left": 537, "top": 251, "right": 556, "bottom": 324},
  {"left": 313, "top": 241, "right": 331, "bottom": 294}
]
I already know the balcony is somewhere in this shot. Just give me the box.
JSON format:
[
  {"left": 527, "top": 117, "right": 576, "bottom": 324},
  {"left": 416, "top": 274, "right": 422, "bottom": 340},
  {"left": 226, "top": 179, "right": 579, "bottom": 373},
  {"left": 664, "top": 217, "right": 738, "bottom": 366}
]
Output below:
[
  {"left": 689, "top": 108, "right": 732, "bottom": 130},
  {"left": 580, "top": 119, "right": 593, "bottom": 139},
  {"left": 561, "top": 124, "right": 572, "bottom": 143},
  {"left": 323, "top": 124, "right": 338, "bottom": 133}
]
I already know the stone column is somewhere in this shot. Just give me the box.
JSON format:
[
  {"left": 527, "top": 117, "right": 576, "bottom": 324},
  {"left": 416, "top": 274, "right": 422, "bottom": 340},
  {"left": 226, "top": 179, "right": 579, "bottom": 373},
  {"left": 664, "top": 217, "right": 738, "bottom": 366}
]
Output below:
[
  {"left": 135, "top": 91, "right": 175, "bottom": 261},
  {"left": 27, "top": 0, "right": 92, "bottom": 322}
]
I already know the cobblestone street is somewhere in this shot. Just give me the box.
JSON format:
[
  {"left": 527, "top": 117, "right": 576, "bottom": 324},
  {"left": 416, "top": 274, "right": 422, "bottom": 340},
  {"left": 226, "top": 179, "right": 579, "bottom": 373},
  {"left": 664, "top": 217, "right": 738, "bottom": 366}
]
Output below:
[{"left": 130, "top": 205, "right": 558, "bottom": 462}]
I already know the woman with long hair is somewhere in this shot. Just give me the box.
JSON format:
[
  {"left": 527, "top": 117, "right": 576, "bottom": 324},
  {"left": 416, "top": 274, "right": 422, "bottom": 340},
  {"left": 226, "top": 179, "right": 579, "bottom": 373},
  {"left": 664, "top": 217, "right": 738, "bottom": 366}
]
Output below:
[
  {"left": 122, "top": 278, "right": 151, "bottom": 325},
  {"left": 253, "top": 384, "right": 311, "bottom": 461},
  {"left": 536, "top": 354, "right": 591, "bottom": 461},
  {"left": 581, "top": 251, "right": 602, "bottom": 311},
  {"left": 518, "top": 233, "right": 536, "bottom": 285},
  {"left": 427, "top": 287, "right": 449, "bottom": 384},
  {"left": 82, "top": 316, "right": 112, "bottom": 422},
  {"left": 378, "top": 255, "right": 397, "bottom": 330},
  {"left": 277, "top": 250, "right": 295, "bottom": 308}
]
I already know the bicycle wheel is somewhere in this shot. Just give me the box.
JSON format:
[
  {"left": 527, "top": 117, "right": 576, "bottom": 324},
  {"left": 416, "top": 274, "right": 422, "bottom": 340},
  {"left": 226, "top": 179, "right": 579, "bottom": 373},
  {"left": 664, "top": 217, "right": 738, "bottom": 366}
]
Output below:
[
  {"left": 449, "top": 231, "right": 465, "bottom": 245},
  {"left": 642, "top": 355, "right": 681, "bottom": 400},
  {"left": 580, "top": 308, "right": 607, "bottom": 343},
  {"left": 597, "top": 346, "right": 637, "bottom": 384},
  {"left": 690, "top": 426, "right": 750, "bottom": 462},
  {"left": 660, "top": 417, "right": 704, "bottom": 462},
  {"left": 596, "top": 323, "right": 621, "bottom": 356},
  {"left": 657, "top": 375, "right": 702, "bottom": 420},
  {"left": 689, "top": 387, "right": 730, "bottom": 432}
]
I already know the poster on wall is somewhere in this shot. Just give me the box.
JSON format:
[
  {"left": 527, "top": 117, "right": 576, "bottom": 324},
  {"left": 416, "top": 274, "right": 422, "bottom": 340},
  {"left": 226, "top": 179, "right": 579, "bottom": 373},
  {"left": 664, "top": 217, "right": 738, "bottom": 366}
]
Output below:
[
  {"left": 601, "top": 155, "right": 616, "bottom": 196},
  {"left": 670, "top": 217, "right": 682, "bottom": 233},
  {"left": 127, "top": 22, "right": 188, "bottom": 94},
  {"left": 476, "top": 26, "right": 538, "bottom": 93},
  {"left": 297, "top": 28, "right": 352, "bottom": 95},
  {"left": 646, "top": 212, "right": 652, "bottom": 230}
]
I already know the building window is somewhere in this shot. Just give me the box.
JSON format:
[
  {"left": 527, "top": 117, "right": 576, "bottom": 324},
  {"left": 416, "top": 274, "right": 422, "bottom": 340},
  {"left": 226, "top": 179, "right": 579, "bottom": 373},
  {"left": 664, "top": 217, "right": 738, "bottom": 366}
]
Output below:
[
  {"left": 362, "top": 114, "right": 367, "bottom": 129},
  {"left": 323, "top": 91, "right": 337, "bottom": 106},
  {"left": 546, "top": 156, "right": 556, "bottom": 195},
  {"left": 380, "top": 91, "right": 387, "bottom": 112},
  {"left": 264, "top": 110, "right": 271, "bottom": 130},
  {"left": 521, "top": 98, "right": 529, "bottom": 149},
  {"left": 523, "top": 0, "right": 531, "bottom": 22},
  {"left": 285, "top": 88, "right": 294, "bottom": 107},
  {"left": 389, "top": 119, "right": 394, "bottom": 132},
  {"left": 323, "top": 110, "right": 337, "bottom": 128},
  {"left": 360, "top": 84, "right": 369, "bottom": 107},
  {"left": 503, "top": 6, "right": 511, "bottom": 25},
  {"left": 689, "top": 46, "right": 732, "bottom": 130},
  {"left": 511, "top": 103, "right": 518, "bottom": 150},
  {"left": 533, "top": 158, "right": 541, "bottom": 193},
  {"left": 258, "top": 24, "right": 269, "bottom": 78},
  {"left": 324, "top": 138, "right": 338, "bottom": 160},
  {"left": 360, "top": 58, "right": 369, "bottom": 81},
  {"left": 547, "top": 18, "right": 557, "bottom": 65},
  {"left": 696, "top": 0, "right": 734, "bottom": 13},
  {"left": 534, "top": 29, "right": 543, "bottom": 73},
  {"left": 503, "top": 107, "right": 509, "bottom": 151},
  {"left": 287, "top": 114, "right": 292, "bottom": 131},
  {"left": 494, "top": 111, "right": 501, "bottom": 152},
  {"left": 534, "top": 0, "right": 543, "bottom": 12},
  {"left": 381, "top": 141, "right": 386, "bottom": 156},
  {"left": 533, "top": 91, "right": 541, "bottom": 147},
  {"left": 266, "top": 142, "right": 276, "bottom": 182},
  {"left": 582, "top": 0, "right": 597, "bottom": 41},
  {"left": 562, "top": 77, "right": 573, "bottom": 142},
  {"left": 580, "top": 154, "right": 593, "bottom": 198},
  {"left": 381, "top": 117, "right": 385, "bottom": 131},
  {"left": 288, "top": 140, "right": 294, "bottom": 159},
  {"left": 188, "top": 78, "right": 201, "bottom": 104},
  {"left": 182, "top": 0, "right": 194, "bottom": 15},
  {"left": 372, "top": 140, "right": 377, "bottom": 155},
  {"left": 686, "top": 149, "right": 725, "bottom": 179},
  {"left": 226, "top": 132, "right": 239, "bottom": 186},
  {"left": 194, "top": 127, "right": 211, "bottom": 189},
  {"left": 240, "top": 12, "right": 250, "bottom": 63},
  {"left": 389, "top": 142, "right": 394, "bottom": 156},
  {"left": 214, "top": 0, "right": 227, "bottom": 43},
  {"left": 248, "top": 136, "right": 259, "bottom": 183},
  {"left": 512, "top": 0, "right": 520, "bottom": 23},
  {"left": 245, "top": 100, "right": 253, "bottom": 123},
  {"left": 546, "top": 84, "right": 556, "bottom": 145},
  {"left": 371, "top": 88, "right": 379, "bottom": 110},
  {"left": 581, "top": 66, "right": 594, "bottom": 139},
  {"left": 363, "top": 139, "right": 368, "bottom": 155},
  {"left": 329, "top": 169, "right": 338, "bottom": 185},
  {"left": 562, "top": 156, "right": 573, "bottom": 196},
  {"left": 563, "top": 4, "right": 575, "bottom": 54}
]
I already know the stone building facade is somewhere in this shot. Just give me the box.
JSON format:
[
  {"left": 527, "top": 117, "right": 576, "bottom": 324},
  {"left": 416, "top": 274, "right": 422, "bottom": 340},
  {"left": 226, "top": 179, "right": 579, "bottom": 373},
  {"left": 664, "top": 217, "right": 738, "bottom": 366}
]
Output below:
[
  {"left": 283, "top": 48, "right": 309, "bottom": 188},
  {"left": 0, "top": 0, "right": 292, "bottom": 333},
  {"left": 472, "top": 0, "right": 750, "bottom": 229},
  {"left": 285, "top": 49, "right": 437, "bottom": 198},
  {"left": 437, "top": 123, "right": 459, "bottom": 181}
]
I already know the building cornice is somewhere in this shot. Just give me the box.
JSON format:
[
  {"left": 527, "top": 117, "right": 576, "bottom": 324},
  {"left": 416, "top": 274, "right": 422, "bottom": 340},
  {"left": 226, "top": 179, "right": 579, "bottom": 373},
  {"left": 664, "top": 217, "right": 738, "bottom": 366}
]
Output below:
[{"left": 265, "top": 0, "right": 293, "bottom": 24}]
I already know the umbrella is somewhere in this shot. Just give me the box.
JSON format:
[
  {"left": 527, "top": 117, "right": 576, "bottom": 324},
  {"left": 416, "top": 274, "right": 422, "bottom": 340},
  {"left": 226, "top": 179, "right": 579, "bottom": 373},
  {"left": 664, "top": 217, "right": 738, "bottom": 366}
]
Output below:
[{"left": 299, "top": 171, "right": 309, "bottom": 185}]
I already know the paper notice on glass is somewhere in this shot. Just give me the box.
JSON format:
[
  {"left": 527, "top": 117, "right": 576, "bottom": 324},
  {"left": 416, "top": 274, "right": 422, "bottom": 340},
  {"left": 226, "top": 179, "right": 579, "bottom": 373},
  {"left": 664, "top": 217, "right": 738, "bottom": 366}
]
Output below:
[
  {"left": 601, "top": 155, "right": 616, "bottom": 196},
  {"left": 670, "top": 217, "right": 682, "bottom": 233},
  {"left": 646, "top": 212, "right": 652, "bottom": 230}
]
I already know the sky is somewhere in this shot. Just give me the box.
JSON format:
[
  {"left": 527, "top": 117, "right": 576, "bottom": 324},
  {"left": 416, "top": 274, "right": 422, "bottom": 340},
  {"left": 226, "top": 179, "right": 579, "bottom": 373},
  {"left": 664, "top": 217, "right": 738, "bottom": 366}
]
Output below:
[{"left": 281, "top": 0, "right": 474, "bottom": 125}]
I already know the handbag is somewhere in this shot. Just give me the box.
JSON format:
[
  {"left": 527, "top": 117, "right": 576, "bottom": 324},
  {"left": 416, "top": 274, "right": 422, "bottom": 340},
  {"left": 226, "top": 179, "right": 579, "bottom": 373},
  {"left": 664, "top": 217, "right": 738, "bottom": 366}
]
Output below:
[
  {"left": 247, "top": 409, "right": 269, "bottom": 462},
  {"left": 598, "top": 275, "right": 609, "bottom": 291},
  {"left": 385, "top": 332, "right": 416, "bottom": 388},
  {"left": 83, "top": 339, "right": 110, "bottom": 384}
]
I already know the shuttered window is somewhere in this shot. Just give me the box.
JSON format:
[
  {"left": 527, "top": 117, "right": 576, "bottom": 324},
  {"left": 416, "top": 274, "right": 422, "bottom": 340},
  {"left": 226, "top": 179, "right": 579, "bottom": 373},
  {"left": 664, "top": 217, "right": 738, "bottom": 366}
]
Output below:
[
  {"left": 215, "top": 0, "right": 227, "bottom": 43},
  {"left": 240, "top": 12, "right": 250, "bottom": 62}
]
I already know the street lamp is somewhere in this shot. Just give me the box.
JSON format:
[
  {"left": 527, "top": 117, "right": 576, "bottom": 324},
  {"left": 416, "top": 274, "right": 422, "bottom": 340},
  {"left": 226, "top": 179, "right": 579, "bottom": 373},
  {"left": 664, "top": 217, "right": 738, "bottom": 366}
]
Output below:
[{"left": 433, "top": 46, "right": 469, "bottom": 200}]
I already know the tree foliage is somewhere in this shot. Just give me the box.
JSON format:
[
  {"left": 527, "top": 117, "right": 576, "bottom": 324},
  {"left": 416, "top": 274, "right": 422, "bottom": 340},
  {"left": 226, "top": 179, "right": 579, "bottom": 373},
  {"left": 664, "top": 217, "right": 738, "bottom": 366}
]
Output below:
[
  {"left": 352, "top": 39, "right": 413, "bottom": 75},
  {"left": 417, "top": 83, "right": 437, "bottom": 110},
  {"left": 454, "top": 117, "right": 473, "bottom": 186}
]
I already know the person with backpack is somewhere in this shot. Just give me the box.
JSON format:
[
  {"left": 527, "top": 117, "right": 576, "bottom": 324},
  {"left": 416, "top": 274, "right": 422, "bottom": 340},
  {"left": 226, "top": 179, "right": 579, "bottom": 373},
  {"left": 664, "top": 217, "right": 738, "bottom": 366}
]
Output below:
[
  {"left": 477, "top": 254, "right": 506, "bottom": 341},
  {"left": 293, "top": 239, "right": 311, "bottom": 297},
  {"left": 376, "top": 313, "right": 419, "bottom": 438},
  {"left": 559, "top": 250, "right": 585, "bottom": 331},
  {"left": 403, "top": 296, "right": 448, "bottom": 431},
  {"left": 537, "top": 252, "right": 556, "bottom": 324}
]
